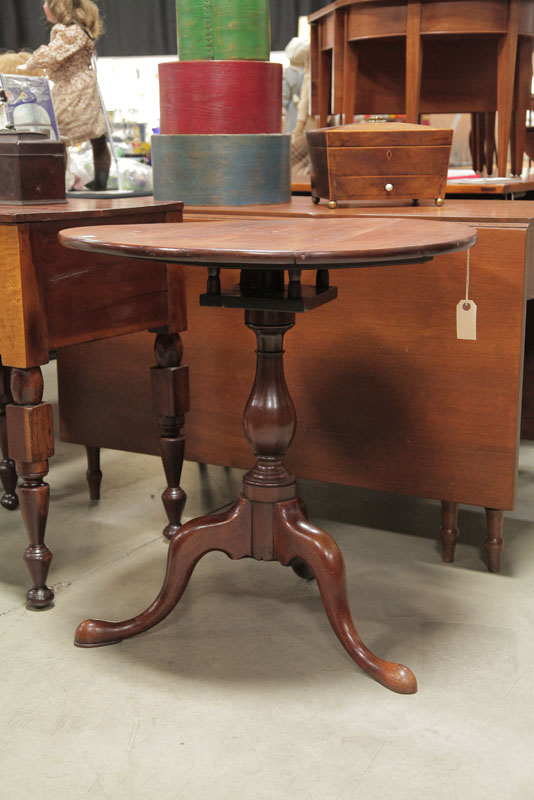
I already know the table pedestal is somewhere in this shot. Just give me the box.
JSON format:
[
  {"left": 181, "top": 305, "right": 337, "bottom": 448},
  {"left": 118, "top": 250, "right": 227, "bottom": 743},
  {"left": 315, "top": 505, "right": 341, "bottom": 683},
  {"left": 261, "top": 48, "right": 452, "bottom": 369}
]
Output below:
[{"left": 74, "top": 308, "right": 417, "bottom": 694}]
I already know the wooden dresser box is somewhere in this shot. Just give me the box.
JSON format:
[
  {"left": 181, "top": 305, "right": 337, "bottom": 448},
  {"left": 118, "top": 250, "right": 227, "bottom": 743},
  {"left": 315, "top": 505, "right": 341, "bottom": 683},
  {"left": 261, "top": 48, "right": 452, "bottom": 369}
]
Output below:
[
  {"left": 0, "top": 131, "right": 66, "bottom": 205},
  {"left": 307, "top": 122, "right": 452, "bottom": 207}
]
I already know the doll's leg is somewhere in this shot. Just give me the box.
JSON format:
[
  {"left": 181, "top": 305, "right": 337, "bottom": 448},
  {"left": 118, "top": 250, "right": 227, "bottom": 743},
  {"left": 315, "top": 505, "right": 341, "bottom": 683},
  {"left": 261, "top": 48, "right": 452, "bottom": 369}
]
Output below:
[{"left": 87, "top": 134, "right": 111, "bottom": 189}]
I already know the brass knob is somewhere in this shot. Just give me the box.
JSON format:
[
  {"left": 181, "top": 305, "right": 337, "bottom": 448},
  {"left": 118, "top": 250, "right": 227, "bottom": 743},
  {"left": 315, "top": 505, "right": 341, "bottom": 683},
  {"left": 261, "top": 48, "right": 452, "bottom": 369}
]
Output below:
[{"left": 385, "top": 183, "right": 394, "bottom": 192}]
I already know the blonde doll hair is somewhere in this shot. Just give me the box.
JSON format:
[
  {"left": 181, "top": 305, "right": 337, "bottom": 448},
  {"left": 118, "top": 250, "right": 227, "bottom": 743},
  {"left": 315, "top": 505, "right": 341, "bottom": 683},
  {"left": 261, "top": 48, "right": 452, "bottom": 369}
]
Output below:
[
  {"left": 0, "top": 50, "right": 45, "bottom": 76},
  {"left": 46, "top": 0, "right": 104, "bottom": 39}
]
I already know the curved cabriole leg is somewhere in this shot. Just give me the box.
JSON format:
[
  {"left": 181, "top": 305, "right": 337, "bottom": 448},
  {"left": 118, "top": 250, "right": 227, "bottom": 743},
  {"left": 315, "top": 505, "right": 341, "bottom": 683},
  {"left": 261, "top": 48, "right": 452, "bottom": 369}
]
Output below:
[
  {"left": 274, "top": 498, "right": 417, "bottom": 694},
  {"left": 74, "top": 496, "right": 252, "bottom": 647},
  {"left": 291, "top": 498, "right": 314, "bottom": 580},
  {"left": 152, "top": 332, "right": 188, "bottom": 540},
  {"left": 0, "top": 360, "right": 18, "bottom": 510},
  {"left": 7, "top": 367, "right": 54, "bottom": 608},
  {"left": 86, "top": 446, "right": 102, "bottom": 500},
  {"left": 485, "top": 508, "right": 504, "bottom": 573},
  {"left": 440, "top": 500, "right": 459, "bottom": 563},
  {"left": 291, "top": 560, "right": 315, "bottom": 581}
]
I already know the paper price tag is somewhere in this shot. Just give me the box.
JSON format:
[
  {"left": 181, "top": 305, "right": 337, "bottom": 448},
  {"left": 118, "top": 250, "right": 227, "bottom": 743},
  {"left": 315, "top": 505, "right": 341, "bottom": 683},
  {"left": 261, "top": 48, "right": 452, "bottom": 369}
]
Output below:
[{"left": 456, "top": 299, "right": 477, "bottom": 340}]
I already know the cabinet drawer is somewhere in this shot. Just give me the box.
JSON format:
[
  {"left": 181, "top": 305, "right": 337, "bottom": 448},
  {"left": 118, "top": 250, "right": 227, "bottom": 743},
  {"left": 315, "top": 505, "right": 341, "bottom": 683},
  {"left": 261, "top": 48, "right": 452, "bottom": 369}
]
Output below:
[
  {"left": 332, "top": 174, "right": 445, "bottom": 199},
  {"left": 328, "top": 145, "right": 450, "bottom": 176}
]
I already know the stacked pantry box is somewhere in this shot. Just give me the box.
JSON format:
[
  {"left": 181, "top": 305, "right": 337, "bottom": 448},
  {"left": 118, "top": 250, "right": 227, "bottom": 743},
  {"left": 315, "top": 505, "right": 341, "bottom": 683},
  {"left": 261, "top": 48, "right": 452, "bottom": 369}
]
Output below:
[{"left": 152, "top": 0, "right": 291, "bottom": 205}]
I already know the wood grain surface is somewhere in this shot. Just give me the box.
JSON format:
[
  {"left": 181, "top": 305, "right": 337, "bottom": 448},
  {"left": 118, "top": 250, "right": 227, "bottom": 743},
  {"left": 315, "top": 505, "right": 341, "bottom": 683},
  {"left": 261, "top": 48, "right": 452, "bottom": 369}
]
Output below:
[
  {"left": 309, "top": 122, "right": 453, "bottom": 148},
  {"left": 58, "top": 217, "right": 477, "bottom": 267},
  {"left": 183, "top": 195, "right": 534, "bottom": 225},
  {"left": 0, "top": 197, "right": 184, "bottom": 224},
  {"left": 307, "top": 124, "right": 452, "bottom": 204},
  {"left": 0, "top": 198, "right": 184, "bottom": 368}
]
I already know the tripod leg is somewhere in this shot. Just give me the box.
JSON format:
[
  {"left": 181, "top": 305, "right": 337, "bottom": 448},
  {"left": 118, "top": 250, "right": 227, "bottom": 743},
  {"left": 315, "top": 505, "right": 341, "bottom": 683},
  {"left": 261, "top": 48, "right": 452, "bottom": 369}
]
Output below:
[
  {"left": 274, "top": 499, "right": 417, "bottom": 694},
  {"left": 440, "top": 500, "right": 459, "bottom": 563},
  {"left": 75, "top": 495, "right": 251, "bottom": 647},
  {"left": 291, "top": 497, "right": 315, "bottom": 580}
]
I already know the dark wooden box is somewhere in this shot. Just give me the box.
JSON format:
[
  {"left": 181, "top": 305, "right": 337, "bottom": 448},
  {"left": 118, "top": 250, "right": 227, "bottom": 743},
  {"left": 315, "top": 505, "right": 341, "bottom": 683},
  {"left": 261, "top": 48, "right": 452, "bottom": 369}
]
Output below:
[
  {"left": 307, "top": 122, "right": 453, "bottom": 207},
  {"left": 0, "top": 131, "right": 66, "bottom": 205}
]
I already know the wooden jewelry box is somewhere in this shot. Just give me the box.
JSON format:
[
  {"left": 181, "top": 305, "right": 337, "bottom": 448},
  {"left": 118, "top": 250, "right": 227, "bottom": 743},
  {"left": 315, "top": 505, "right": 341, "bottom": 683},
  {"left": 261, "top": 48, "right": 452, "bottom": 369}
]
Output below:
[
  {"left": 306, "top": 122, "right": 453, "bottom": 208},
  {"left": 0, "top": 131, "right": 66, "bottom": 205}
]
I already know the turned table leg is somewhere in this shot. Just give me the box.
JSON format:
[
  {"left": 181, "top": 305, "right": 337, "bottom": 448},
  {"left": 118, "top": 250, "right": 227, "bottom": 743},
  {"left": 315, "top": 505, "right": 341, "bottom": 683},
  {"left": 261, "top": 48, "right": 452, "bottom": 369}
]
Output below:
[
  {"left": 485, "top": 508, "right": 504, "bottom": 573},
  {"left": 440, "top": 501, "right": 504, "bottom": 572},
  {"left": 152, "top": 332, "right": 189, "bottom": 540},
  {"left": 81, "top": 332, "right": 188, "bottom": 533},
  {"left": 6, "top": 367, "right": 54, "bottom": 608},
  {"left": 470, "top": 113, "right": 486, "bottom": 173},
  {"left": 85, "top": 446, "right": 102, "bottom": 500},
  {"left": 439, "top": 500, "right": 460, "bottom": 563},
  {"left": 0, "top": 358, "right": 18, "bottom": 510},
  {"left": 496, "top": 7, "right": 519, "bottom": 178},
  {"left": 484, "top": 112, "right": 496, "bottom": 175}
]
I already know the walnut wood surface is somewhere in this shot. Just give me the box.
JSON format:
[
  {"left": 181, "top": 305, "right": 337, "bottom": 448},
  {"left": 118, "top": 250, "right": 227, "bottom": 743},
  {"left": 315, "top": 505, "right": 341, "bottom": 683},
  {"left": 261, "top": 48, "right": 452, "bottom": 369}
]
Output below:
[
  {"left": 74, "top": 309, "right": 417, "bottom": 693},
  {"left": 307, "top": 122, "right": 452, "bottom": 204},
  {"left": 183, "top": 195, "right": 534, "bottom": 225},
  {"left": 59, "top": 217, "right": 477, "bottom": 267},
  {"left": 0, "top": 199, "right": 184, "bottom": 368},
  {"left": 521, "top": 302, "right": 534, "bottom": 438},
  {"left": 0, "top": 198, "right": 183, "bottom": 223},
  {"left": 152, "top": 332, "right": 189, "bottom": 539}
]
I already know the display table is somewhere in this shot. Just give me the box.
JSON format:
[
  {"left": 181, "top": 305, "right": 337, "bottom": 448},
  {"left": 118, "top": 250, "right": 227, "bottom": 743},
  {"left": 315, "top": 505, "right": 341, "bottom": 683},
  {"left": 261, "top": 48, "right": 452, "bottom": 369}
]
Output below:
[
  {"left": 0, "top": 198, "right": 187, "bottom": 608},
  {"left": 446, "top": 177, "right": 534, "bottom": 197},
  {"left": 59, "top": 217, "right": 476, "bottom": 693},
  {"left": 294, "top": 172, "right": 534, "bottom": 199}
]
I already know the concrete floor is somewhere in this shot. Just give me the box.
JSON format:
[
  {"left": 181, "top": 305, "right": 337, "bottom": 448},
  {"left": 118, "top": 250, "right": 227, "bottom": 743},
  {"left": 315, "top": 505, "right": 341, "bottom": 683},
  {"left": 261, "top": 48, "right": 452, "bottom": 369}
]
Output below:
[{"left": 1, "top": 361, "right": 533, "bottom": 799}]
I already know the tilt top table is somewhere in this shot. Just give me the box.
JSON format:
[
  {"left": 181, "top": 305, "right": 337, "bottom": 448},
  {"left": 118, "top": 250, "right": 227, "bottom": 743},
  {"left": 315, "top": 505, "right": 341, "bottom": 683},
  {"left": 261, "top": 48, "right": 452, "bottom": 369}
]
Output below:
[{"left": 59, "top": 217, "right": 477, "bottom": 694}]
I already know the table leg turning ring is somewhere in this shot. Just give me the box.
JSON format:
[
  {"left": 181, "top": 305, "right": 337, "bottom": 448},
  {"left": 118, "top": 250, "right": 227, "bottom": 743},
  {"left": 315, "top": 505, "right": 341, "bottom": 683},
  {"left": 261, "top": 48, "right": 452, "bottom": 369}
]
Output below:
[
  {"left": 7, "top": 366, "right": 55, "bottom": 608},
  {"left": 74, "top": 308, "right": 417, "bottom": 694},
  {"left": 0, "top": 360, "right": 19, "bottom": 510}
]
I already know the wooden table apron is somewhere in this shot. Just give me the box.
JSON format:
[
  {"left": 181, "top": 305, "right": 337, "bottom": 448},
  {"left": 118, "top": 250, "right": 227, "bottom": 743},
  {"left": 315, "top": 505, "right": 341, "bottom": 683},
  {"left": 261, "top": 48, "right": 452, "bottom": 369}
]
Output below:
[
  {"left": 57, "top": 198, "right": 532, "bottom": 575},
  {"left": 58, "top": 216, "right": 475, "bottom": 694},
  {"left": 0, "top": 198, "right": 186, "bottom": 609}
]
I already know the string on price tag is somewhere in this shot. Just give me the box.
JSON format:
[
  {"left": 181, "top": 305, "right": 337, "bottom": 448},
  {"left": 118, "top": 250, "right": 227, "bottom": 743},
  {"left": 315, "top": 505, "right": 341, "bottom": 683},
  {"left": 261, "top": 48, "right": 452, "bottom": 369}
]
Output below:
[{"left": 456, "top": 249, "right": 477, "bottom": 340}]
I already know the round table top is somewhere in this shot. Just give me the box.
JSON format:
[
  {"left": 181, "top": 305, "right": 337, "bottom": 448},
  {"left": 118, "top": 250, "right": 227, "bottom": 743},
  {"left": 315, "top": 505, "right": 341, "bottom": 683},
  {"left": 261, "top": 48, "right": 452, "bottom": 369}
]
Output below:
[{"left": 58, "top": 217, "right": 477, "bottom": 268}]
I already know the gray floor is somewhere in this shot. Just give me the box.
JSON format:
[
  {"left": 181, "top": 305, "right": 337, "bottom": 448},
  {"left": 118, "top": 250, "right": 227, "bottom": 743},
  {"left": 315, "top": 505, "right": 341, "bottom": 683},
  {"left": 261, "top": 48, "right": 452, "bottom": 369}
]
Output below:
[{"left": 1, "top": 361, "right": 533, "bottom": 799}]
